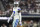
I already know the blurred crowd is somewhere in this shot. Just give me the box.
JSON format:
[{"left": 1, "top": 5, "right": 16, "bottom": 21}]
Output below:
[
  {"left": 22, "top": 20, "right": 38, "bottom": 27},
  {"left": 0, "top": 0, "right": 40, "bottom": 27},
  {"left": 21, "top": 18, "right": 40, "bottom": 27},
  {"left": 1, "top": 23, "right": 12, "bottom": 27},
  {"left": 0, "top": 18, "right": 40, "bottom": 27},
  {"left": 0, "top": 0, "right": 40, "bottom": 17}
]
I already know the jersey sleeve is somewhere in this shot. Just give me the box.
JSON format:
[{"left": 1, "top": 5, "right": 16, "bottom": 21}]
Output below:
[
  {"left": 18, "top": 7, "right": 21, "bottom": 13},
  {"left": 18, "top": 9, "right": 21, "bottom": 10},
  {"left": 18, "top": 7, "right": 21, "bottom": 11}
]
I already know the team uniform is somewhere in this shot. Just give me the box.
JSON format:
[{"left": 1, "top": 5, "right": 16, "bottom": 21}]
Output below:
[
  {"left": 7, "top": 1, "right": 22, "bottom": 27},
  {"left": 13, "top": 7, "right": 21, "bottom": 27},
  {"left": 13, "top": 7, "right": 21, "bottom": 19}
]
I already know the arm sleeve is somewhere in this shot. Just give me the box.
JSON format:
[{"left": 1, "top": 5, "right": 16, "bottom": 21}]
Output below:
[
  {"left": 18, "top": 7, "right": 21, "bottom": 11},
  {"left": 18, "top": 8, "right": 21, "bottom": 13},
  {"left": 18, "top": 8, "right": 22, "bottom": 23},
  {"left": 18, "top": 9, "right": 21, "bottom": 11},
  {"left": 8, "top": 12, "right": 13, "bottom": 21},
  {"left": 10, "top": 12, "right": 13, "bottom": 17}
]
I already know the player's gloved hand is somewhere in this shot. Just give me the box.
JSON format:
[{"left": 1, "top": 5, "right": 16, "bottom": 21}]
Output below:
[
  {"left": 7, "top": 19, "right": 10, "bottom": 23},
  {"left": 19, "top": 22, "right": 22, "bottom": 26}
]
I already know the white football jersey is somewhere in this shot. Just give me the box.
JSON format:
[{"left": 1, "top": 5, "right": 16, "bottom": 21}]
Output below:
[
  {"left": 13, "top": 7, "right": 21, "bottom": 15},
  {"left": 13, "top": 7, "right": 21, "bottom": 19}
]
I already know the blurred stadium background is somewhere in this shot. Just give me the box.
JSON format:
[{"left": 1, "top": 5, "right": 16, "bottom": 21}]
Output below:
[{"left": 0, "top": 0, "right": 40, "bottom": 27}]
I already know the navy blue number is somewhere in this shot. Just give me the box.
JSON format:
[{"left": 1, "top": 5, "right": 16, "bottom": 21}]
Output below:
[{"left": 13, "top": 11, "right": 15, "bottom": 14}]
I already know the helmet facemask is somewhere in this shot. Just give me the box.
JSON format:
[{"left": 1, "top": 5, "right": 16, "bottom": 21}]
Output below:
[{"left": 14, "top": 1, "right": 19, "bottom": 7}]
